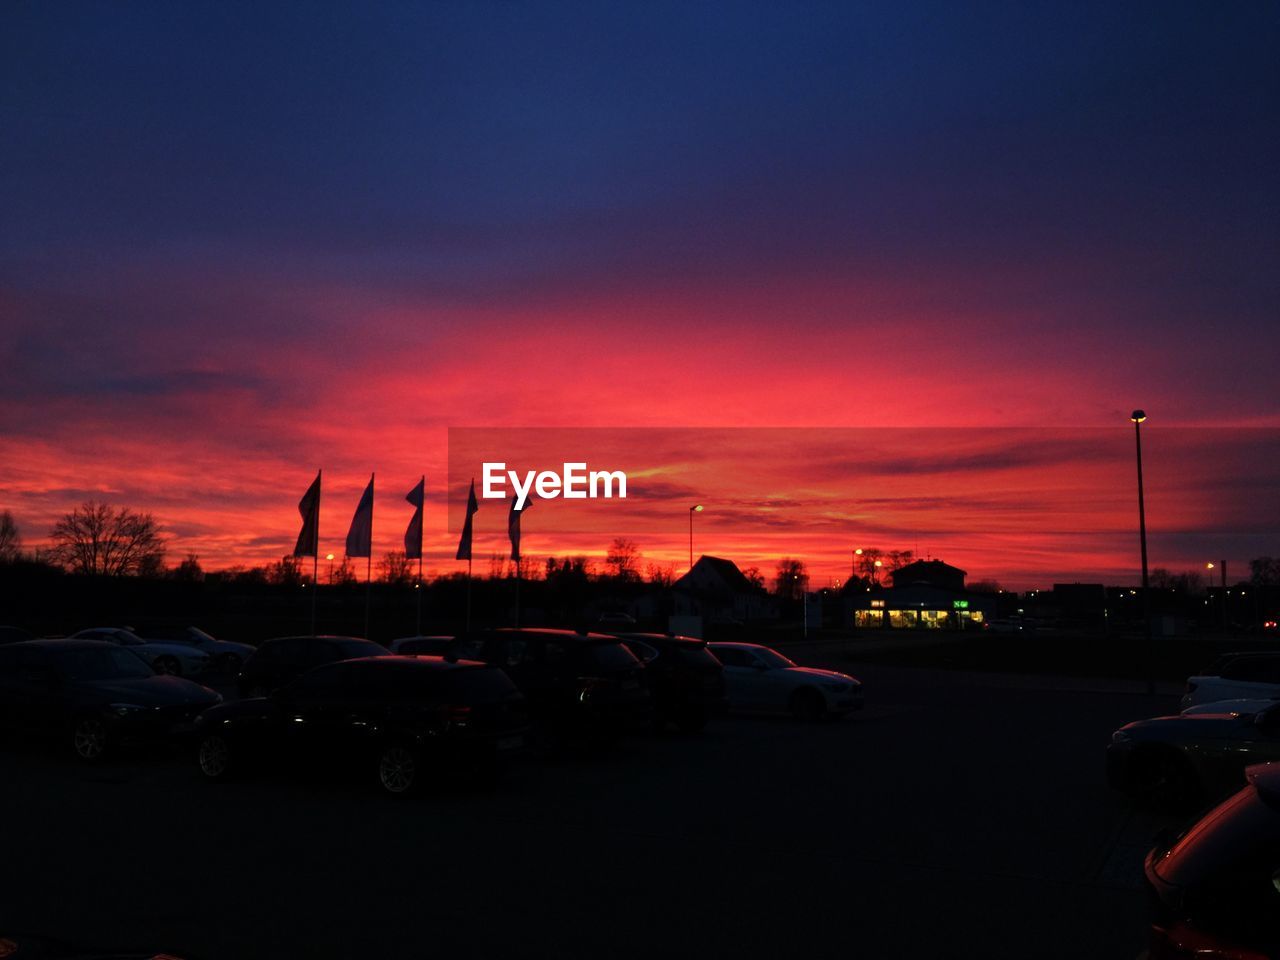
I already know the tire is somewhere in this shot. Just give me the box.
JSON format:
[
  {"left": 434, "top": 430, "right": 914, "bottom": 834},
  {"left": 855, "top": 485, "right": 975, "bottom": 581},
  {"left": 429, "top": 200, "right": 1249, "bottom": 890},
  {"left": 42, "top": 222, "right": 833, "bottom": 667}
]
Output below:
[
  {"left": 377, "top": 743, "right": 421, "bottom": 796},
  {"left": 197, "top": 734, "right": 235, "bottom": 781},
  {"left": 153, "top": 655, "right": 182, "bottom": 676},
  {"left": 790, "top": 688, "right": 825, "bottom": 723},
  {"left": 72, "top": 717, "right": 108, "bottom": 761}
]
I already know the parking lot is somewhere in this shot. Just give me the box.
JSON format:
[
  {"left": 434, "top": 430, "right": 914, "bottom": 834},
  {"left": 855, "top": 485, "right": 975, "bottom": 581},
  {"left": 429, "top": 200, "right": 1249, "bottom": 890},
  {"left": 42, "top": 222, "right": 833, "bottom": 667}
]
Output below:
[{"left": 0, "top": 652, "right": 1180, "bottom": 959}]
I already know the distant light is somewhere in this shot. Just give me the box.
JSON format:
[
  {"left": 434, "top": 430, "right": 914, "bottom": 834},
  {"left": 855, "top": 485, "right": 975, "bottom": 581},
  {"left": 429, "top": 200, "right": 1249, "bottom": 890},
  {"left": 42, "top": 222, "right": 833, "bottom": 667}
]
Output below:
[
  {"left": 326, "top": 553, "right": 335, "bottom": 561},
  {"left": 855, "top": 548, "right": 863, "bottom": 556},
  {"left": 691, "top": 504, "right": 704, "bottom": 512},
  {"left": 1206, "top": 562, "right": 1215, "bottom": 569},
  {"left": 1130, "top": 409, "right": 1147, "bottom": 423}
]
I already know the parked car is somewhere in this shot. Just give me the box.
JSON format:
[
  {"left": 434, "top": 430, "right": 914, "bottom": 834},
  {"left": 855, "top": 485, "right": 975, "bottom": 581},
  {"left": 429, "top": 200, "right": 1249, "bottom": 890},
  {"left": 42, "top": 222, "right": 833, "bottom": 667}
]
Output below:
[
  {"left": 449, "top": 629, "right": 650, "bottom": 739},
  {"left": 388, "top": 635, "right": 455, "bottom": 656},
  {"left": 1144, "top": 762, "right": 1280, "bottom": 959},
  {"left": 614, "top": 633, "right": 726, "bottom": 733},
  {"left": 1182, "top": 652, "right": 1280, "bottom": 710},
  {"left": 0, "top": 625, "right": 36, "bottom": 645},
  {"left": 69, "top": 627, "right": 212, "bottom": 677},
  {"left": 236, "top": 635, "right": 387, "bottom": 698},
  {"left": 0, "top": 930, "right": 197, "bottom": 958},
  {"left": 0, "top": 639, "right": 221, "bottom": 760},
  {"left": 1107, "top": 702, "right": 1280, "bottom": 807},
  {"left": 195, "top": 656, "right": 528, "bottom": 795},
  {"left": 136, "top": 626, "right": 255, "bottom": 672},
  {"left": 708, "top": 642, "right": 863, "bottom": 721}
]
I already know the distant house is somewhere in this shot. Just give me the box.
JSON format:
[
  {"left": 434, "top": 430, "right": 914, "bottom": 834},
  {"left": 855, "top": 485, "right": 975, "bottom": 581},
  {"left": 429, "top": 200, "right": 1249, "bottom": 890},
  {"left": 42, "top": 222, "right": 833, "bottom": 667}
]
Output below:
[
  {"left": 848, "top": 558, "right": 993, "bottom": 630},
  {"left": 671, "top": 556, "right": 777, "bottom": 624}
]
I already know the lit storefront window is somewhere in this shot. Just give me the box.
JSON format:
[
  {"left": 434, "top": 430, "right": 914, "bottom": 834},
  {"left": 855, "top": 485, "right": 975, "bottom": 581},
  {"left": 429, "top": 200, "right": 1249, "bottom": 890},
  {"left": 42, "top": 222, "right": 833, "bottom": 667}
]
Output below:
[
  {"left": 889, "top": 609, "right": 918, "bottom": 629},
  {"left": 855, "top": 609, "right": 884, "bottom": 628}
]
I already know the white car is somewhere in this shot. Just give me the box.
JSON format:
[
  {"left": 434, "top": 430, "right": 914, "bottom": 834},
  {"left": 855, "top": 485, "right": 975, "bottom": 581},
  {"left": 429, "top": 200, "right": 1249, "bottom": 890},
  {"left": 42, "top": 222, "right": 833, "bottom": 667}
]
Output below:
[
  {"left": 1181, "top": 652, "right": 1280, "bottom": 710},
  {"left": 709, "top": 641, "right": 863, "bottom": 721},
  {"left": 70, "top": 627, "right": 212, "bottom": 677}
]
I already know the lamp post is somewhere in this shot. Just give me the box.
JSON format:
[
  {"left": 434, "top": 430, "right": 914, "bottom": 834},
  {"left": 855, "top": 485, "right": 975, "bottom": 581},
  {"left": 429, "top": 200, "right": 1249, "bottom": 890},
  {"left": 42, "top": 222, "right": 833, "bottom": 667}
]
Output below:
[
  {"left": 689, "top": 504, "right": 703, "bottom": 571},
  {"left": 326, "top": 553, "right": 335, "bottom": 585},
  {"left": 1132, "top": 410, "right": 1152, "bottom": 693}
]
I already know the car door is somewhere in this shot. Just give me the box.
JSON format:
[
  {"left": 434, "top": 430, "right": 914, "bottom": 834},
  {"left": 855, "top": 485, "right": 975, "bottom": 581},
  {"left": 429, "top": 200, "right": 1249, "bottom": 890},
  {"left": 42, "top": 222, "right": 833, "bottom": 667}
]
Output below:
[
  {"left": 275, "top": 662, "right": 356, "bottom": 762},
  {"left": 715, "top": 647, "right": 770, "bottom": 709}
]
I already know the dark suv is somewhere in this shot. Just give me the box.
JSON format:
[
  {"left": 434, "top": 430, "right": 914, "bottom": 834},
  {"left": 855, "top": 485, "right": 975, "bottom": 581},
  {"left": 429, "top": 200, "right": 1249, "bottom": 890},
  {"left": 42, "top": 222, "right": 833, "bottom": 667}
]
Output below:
[
  {"left": 450, "top": 629, "right": 650, "bottom": 739},
  {"left": 615, "top": 633, "right": 726, "bottom": 733},
  {"left": 1144, "top": 762, "right": 1280, "bottom": 958},
  {"left": 196, "top": 656, "right": 529, "bottom": 795},
  {"left": 236, "top": 635, "right": 387, "bottom": 697}
]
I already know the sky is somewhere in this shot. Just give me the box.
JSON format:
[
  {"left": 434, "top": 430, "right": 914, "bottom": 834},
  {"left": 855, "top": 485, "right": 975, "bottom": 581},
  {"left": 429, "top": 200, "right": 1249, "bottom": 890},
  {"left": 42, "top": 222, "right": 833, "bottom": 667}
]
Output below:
[{"left": 2, "top": 2, "right": 1278, "bottom": 588}]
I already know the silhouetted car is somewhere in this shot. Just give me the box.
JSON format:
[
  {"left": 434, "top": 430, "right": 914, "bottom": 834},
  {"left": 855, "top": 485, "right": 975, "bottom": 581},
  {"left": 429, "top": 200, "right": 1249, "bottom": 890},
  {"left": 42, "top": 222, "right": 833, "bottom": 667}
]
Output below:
[
  {"left": 1144, "top": 762, "right": 1280, "bottom": 960},
  {"left": 136, "top": 626, "right": 255, "bottom": 672},
  {"left": 0, "top": 625, "right": 36, "bottom": 645},
  {"left": 388, "top": 635, "right": 454, "bottom": 656},
  {"left": 195, "top": 656, "right": 528, "bottom": 795},
  {"left": 614, "top": 633, "right": 726, "bottom": 733},
  {"left": 236, "top": 635, "right": 388, "bottom": 697},
  {"left": 449, "top": 629, "right": 650, "bottom": 739},
  {"left": 1182, "top": 652, "right": 1280, "bottom": 710},
  {"left": 709, "top": 641, "right": 864, "bottom": 721},
  {"left": 69, "top": 627, "right": 212, "bottom": 677},
  {"left": 1108, "top": 702, "right": 1280, "bottom": 807},
  {"left": 0, "top": 640, "right": 221, "bottom": 760}
]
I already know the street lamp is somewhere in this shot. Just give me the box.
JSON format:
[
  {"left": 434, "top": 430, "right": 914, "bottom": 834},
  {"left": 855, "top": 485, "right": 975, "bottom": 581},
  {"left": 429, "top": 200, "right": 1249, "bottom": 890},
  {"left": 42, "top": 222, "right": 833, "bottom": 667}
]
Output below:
[
  {"left": 689, "top": 504, "right": 703, "bottom": 571},
  {"left": 1131, "top": 410, "right": 1152, "bottom": 693},
  {"left": 326, "top": 553, "right": 335, "bottom": 584}
]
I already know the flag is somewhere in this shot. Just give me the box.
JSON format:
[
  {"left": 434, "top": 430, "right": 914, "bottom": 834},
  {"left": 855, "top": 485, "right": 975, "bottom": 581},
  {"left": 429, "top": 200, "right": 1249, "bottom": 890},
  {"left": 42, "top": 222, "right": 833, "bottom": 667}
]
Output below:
[
  {"left": 404, "top": 476, "right": 424, "bottom": 560},
  {"left": 293, "top": 470, "right": 321, "bottom": 557},
  {"left": 455, "top": 479, "right": 478, "bottom": 561},
  {"left": 345, "top": 474, "right": 374, "bottom": 558},
  {"left": 508, "top": 494, "right": 530, "bottom": 562}
]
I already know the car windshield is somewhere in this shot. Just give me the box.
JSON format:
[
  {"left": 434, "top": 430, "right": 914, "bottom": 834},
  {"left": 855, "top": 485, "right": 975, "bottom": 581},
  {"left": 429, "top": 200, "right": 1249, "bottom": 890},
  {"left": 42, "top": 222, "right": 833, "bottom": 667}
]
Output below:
[
  {"left": 336, "top": 639, "right": 386, "bottom": 658},
  {"left": 57, "top": 647, "right": 153, "bottom": 680},
  {"left": 754, "top": 648, "right": 796, "bottom": 669},
  {"left": 676, "top": 644, "right": 721, "bottom": 668}
]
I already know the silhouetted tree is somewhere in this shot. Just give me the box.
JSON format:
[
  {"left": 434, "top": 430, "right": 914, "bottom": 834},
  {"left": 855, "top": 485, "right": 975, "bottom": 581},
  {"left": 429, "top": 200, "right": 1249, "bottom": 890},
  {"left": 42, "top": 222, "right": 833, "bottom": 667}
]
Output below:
[
  {"left": 605, "top": 538, "right": 641, "bottom": 581},
  {"left": 741, "top": 566, "right": 766, "bottom": 591},
  {"left": 379, "top": 550, "right": 414, "bottom": 585},
  {"left": 332, "top": 556, "right": 358, "bottom": 586},
  {"left": 967, "top": 579, "right": 1002, "bottom": 594},
  {"left": 267, "top": 555, "right": 304, "bottom": 586},
  {"left": 1150, "top": 568, "right": 1204, "bottom": 593},
  {"left": 48, "top": 500, "right": 166, "bottom": 576},
  {"left": 172, "top": 553, "right": 204, "bottom": 582},
  {"left": 773, "top": 558, "right": 809, "bottom": 600},
  {"left": 0, "top": 510, "right": 20, "bottom": 562},
  {"left": 645, "top": 561, "right": 675, "bottom": 586}
]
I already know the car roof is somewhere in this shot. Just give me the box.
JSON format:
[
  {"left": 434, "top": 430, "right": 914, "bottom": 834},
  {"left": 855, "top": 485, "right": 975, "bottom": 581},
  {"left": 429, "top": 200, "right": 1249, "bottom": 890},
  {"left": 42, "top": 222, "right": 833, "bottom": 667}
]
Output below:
[
  {"left": 616, "top": 632, "right": 706, "bottom": 645},
  {"left": 707, "top": 641, "right": 765, "bottom": 650},
  {"left": 473, "top": 628, "right": 620, "bottom": 642},
  {"left": 264, "top": 634, "right": 372, "bottom": 643},
  {"left": 333, "top": 655, "right": 487, "bottom": 671}
]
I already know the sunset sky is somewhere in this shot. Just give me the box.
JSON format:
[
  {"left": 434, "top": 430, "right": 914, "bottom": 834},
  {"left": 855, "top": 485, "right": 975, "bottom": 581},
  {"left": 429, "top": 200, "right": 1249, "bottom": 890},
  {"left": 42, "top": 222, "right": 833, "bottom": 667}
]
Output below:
[{"left": 2, "top": 2, "right": 1277, "bottom": 588}]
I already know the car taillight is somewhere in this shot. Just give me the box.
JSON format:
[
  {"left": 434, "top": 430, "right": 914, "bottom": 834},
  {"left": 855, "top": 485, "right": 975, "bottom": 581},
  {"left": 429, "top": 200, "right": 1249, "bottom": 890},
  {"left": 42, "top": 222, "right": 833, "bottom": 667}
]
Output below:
[{"left": 1150, "top": 922, "right": 1270, "bottom": 960}]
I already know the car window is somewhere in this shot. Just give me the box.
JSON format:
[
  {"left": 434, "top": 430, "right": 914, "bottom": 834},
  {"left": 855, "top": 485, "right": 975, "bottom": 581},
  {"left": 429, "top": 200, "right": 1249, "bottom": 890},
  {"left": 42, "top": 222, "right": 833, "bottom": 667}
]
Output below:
[
  {"left": 713, "top": 647, "right": 750, "bottom": 668},
  {"left": 676, "top": 644, "right": 721, "bottom": 668},
  {"left": 1223, "top": 656, "right": 1280, "bottom": 682},
  {"left": 287, "top": 662, "right": 352, "bottom": 698},
  {"left": 580, "top": 642, "right": 640, "bottom": 671},
  {"left": 626, "top": 640, "right": 659, "bottom": 663}
]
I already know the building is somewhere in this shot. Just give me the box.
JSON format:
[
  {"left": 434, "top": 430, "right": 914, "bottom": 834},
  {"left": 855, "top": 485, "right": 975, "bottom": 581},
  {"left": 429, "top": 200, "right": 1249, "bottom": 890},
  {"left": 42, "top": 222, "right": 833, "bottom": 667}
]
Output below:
[
  {"left": 847, "top": 559, "right": 994, "bottom": 630},
  {"left": 670, "top": 555, "right": 777, "bottom": 624}
]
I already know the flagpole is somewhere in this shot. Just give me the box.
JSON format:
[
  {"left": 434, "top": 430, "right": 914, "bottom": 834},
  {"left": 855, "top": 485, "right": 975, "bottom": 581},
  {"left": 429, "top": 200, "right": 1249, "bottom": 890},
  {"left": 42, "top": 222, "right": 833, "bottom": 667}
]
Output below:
[
  {"left": 515, "top": 559, "right": 521, "bottom": 628},
  {"left": 311, "top": 553, "right": 318, "bottom": 636},
  {"left": 416, "top": 553, "right": 423, "bottom": 636},
  {"left": 465, "top": 557, "right": 472, "bottom": 631}
]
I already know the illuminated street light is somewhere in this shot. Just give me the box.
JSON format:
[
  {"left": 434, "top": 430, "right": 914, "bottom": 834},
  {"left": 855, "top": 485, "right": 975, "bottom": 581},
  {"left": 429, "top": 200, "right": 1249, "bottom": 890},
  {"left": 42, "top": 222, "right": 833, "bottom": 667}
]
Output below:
[
  {"left": 689, "top": 504, "right": 703, "bottom": 571},
  {"left": 1131, "top": 409, "right": 1152, "bottom": 692}
]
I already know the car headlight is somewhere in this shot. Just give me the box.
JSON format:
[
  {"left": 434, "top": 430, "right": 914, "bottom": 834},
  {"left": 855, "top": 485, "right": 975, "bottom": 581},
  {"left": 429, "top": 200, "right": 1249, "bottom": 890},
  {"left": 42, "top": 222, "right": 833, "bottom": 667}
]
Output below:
[{"left": 108, "top": 702, "right": 148, "bottom": 716}]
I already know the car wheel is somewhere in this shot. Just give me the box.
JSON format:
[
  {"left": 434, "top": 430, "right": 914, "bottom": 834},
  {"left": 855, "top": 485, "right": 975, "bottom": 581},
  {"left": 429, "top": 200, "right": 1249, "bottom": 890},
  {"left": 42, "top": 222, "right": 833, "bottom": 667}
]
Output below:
[
  {"left": 72, "top": 717, "right": 108, "bottom": 760},
  {"left": 197, "top": 734, "right": 235, "bottom": 780},
  {"left": 790, "top": 688, "right": 825, "bottom": 722},
  {"left": 153, "top": 655, "right": 182, "bottom": 676},
  {"left": 377, "top": 743, "right": 420, "bottom": 796}
]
